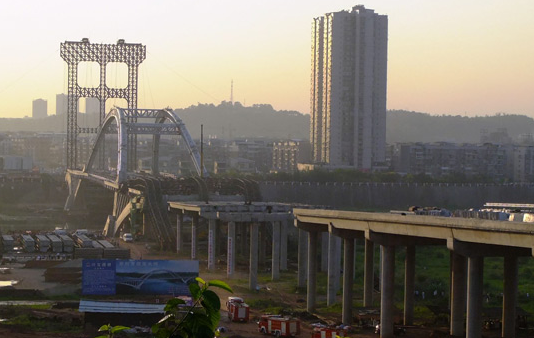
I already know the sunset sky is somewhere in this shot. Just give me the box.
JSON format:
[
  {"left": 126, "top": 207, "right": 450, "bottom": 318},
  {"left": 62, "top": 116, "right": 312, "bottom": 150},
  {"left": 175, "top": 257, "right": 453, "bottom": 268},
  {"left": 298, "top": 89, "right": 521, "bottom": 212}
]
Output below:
[{"left": 0, "top": 0, "right": 532, "bottom": 118}]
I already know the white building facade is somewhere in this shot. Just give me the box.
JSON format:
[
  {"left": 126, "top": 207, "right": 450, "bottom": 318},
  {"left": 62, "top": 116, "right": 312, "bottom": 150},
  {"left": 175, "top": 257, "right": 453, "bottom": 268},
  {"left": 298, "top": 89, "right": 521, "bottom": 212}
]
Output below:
[{"left": 310, "top": 5, "right": 387, "bottom": 170}]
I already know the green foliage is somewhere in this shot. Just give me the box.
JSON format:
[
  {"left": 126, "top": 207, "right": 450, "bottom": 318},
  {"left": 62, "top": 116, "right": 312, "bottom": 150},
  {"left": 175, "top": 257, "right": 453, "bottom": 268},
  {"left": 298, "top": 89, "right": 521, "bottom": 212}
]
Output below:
[
  {"left": 95, "top": 324, "right": 130, "bottom": 338},
  {"left": 151, "top": 277, "right": 232, "bottom": 338}
]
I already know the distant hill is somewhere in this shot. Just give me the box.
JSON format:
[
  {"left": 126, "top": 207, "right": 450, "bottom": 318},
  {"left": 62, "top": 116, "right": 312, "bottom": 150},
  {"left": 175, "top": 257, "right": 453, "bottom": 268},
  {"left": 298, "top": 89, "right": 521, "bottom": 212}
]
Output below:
[
  {"left": 0, "top": 103, "right": 310, "bottom": 140},
  {"left": 175, "top": 102, "right": 309, "bottom": 140},
  {"left": 387, "top": 110, "right": 534, "bottom": 144},
  {"left": 2, "top": 106, "right": 534, "bottom": 145}
]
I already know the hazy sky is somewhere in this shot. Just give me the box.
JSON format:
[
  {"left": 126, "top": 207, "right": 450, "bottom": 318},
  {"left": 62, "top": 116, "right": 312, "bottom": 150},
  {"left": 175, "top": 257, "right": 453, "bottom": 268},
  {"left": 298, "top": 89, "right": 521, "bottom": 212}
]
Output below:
[{"left": 0, "top": 0, "right": 532, "bottom": 118}]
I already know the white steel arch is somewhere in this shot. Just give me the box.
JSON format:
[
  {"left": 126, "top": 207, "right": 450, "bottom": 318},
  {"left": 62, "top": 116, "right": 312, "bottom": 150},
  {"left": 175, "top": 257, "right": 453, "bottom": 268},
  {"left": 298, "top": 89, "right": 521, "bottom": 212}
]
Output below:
[{"left": 85, "top": 107, "right": 207, "bottom": 183}]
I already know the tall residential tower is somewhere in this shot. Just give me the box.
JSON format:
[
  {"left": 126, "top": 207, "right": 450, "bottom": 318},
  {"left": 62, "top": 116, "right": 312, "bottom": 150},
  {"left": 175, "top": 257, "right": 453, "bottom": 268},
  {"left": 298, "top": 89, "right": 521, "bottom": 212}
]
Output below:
[{"left": 310, "top": 5, "right": 387, "bottom": 170}]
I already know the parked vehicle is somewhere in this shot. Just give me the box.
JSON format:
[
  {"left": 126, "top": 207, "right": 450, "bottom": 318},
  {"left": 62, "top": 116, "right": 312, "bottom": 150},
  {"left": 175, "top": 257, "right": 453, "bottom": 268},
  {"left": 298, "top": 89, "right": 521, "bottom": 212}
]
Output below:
[
  {"left": 226, "top": 296, "right": 250, "bottom": 322},
  {"left": 311, "top": 324, "right": 347, "bottom": 338},
  {"left": 122, "top": 233, "right": 133, "bottom": 242},
  {"left": 258, "top": 314, "right": 300, "bottom": 337}
]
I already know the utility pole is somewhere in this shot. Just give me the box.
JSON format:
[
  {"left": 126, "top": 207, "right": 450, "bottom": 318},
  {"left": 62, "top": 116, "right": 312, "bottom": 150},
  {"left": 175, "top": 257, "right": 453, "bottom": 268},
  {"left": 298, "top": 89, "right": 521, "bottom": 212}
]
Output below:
[
  {"left": 230, "top": 79, "right": 234, "bottom": 105},
  {"left": 200, "top": 124, "right": 204, "bottom": 178}
]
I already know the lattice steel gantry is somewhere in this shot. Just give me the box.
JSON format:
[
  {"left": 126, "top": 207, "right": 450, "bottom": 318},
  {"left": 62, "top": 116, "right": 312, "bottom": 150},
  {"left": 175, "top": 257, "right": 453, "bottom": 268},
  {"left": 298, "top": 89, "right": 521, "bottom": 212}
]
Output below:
[{"left": 60, "top": 38, "right": 146, "bottom": 170}]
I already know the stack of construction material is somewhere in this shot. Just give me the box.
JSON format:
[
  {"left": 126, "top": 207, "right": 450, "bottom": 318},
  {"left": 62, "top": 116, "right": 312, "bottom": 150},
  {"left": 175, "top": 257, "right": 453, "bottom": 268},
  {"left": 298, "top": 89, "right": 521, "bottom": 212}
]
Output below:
[
  {"left": 102, "top": 248, "right": 130, "bottom": 259},
  {"left": 98, "top": 240, "right": 115, "bottom": 249},
  {"left": 92, "top": 241, "right": 104, "bottom": 249},
  {"left": 35, "top": 235, "right": 51, "bottom": 253},
  {"left": 21, "top": 235, "right": 35, "bottom": 253},
  {"left": 59, "top": 235, "right": 74, "bottom": 253},
  {"left": 95, "top": 240, "right": 130, "bottom": 259},
  {"left": 74, "top": 247, "right": 103, "bottom": 259},
  {"left": 47, "top": 234, "right": 63, "bottom": 253},
  {"left": 1, "top": 235, "right": 14, "bottom": 252},
  {"left": 74, "top": 234, "right": 93, "bottom": 248}
]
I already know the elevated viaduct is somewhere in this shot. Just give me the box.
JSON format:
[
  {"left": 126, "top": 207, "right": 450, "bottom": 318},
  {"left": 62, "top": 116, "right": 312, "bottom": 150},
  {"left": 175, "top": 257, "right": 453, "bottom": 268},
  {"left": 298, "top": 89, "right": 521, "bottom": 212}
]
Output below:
[{"left": 293, "top": 209, "right": 534, "bottom": 338}]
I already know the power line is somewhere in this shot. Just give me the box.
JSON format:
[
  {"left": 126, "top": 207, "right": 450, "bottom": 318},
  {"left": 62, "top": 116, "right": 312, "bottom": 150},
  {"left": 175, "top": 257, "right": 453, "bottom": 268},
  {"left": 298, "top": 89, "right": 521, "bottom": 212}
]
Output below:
[
  {"left": 0, "top": 48, "right": 59, "bottom": 96},
  {"left": 147, "top": 51, "right": 220, "bottom": 103}
]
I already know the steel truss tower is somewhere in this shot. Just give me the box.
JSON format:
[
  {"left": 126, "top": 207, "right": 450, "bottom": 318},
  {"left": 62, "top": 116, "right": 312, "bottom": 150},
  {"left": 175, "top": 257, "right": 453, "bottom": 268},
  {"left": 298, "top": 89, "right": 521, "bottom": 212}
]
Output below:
[{"left": 60, "top": 39, "right": 146, "bottom": 170}]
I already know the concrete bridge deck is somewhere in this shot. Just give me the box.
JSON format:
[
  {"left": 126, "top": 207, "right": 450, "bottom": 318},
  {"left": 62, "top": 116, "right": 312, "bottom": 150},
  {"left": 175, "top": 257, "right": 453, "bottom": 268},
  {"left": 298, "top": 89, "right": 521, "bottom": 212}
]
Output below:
[{"left": 293, "top": 209, "right": 534, "bottom": 338}]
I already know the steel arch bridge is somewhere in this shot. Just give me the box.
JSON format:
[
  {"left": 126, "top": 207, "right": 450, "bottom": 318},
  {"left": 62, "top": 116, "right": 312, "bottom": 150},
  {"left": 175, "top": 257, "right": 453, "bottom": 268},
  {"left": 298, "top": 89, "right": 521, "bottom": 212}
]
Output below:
[{"left": 64, "top": 107, "right": 207, "bottom": 249}]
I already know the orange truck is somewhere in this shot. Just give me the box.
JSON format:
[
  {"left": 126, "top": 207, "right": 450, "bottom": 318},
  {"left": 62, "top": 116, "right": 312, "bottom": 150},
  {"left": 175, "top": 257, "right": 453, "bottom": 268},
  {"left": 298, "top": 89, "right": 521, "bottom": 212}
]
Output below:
[
  {"left": 226, "top": 296, "right": 250, "bottom": 322},
  {"left": 258, "top": 314, "right": 300, "bottom": 337},
  {"left": 311, "top": 325, "right": 348, "bottom": 338}
]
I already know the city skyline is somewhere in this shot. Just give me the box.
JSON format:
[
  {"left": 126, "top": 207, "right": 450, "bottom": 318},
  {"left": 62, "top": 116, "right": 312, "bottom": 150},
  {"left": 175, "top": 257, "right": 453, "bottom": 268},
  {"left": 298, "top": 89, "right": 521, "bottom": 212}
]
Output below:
[{"left": 0, "top": 0, "right": 532, "bottom": 118}]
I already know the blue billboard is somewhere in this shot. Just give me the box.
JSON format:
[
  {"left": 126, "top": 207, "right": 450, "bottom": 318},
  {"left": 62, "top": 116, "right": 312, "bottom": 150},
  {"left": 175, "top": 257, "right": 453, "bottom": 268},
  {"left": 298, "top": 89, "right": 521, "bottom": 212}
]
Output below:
[
  {"left": 82, "top": 260, "right": 199, "bottom": 296},
  {"left": 82, "top": 260, "right": 116, "bottom": 295}
]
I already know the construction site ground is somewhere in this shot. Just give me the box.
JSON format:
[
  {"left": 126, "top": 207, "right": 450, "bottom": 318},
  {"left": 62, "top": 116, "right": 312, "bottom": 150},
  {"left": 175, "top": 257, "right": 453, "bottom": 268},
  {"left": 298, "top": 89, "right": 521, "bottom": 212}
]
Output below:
[{"left": 0, "top": 239, "right": 513, "bottom": 338}]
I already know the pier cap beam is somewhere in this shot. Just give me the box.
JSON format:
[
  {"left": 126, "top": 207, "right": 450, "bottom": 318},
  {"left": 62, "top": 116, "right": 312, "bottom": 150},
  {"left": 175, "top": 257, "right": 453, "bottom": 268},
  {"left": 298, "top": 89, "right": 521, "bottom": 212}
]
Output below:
[
  {"left": 366, "top": 230, "right": 445, "bottom": 247},
  {"left": 447, "top": 239, "right": 531, "bottom": 257},
  {"left": 329, "top": 224, "right": 364, "bottom": 239},
  {"left": 295, "top": 220, "right": 328, "bottom": 233}
]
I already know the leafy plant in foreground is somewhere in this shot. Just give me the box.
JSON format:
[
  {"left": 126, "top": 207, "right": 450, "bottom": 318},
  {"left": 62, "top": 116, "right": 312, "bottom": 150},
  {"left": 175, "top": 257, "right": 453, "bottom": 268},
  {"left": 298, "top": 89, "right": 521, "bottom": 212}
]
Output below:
[
  {"left": 95, "top": 324, "right": 130, "bottom": 338},
  {"left": 152, "top": 277, "right": 232, "bottom": 338}
]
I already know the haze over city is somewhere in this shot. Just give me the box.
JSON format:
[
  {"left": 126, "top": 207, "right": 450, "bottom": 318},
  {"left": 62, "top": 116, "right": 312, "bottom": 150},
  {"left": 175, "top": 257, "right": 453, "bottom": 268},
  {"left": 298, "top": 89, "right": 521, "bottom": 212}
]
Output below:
[{"left": 0, "top": 0, "right": 532, "bottom": 118}]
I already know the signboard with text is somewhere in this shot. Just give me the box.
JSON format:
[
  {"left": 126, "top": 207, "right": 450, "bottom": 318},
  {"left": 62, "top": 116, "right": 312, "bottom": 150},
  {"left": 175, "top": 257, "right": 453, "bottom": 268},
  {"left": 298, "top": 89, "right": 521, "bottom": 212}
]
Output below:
[{"left": 82, "top": 259, "right": 198, "bottom": 296}]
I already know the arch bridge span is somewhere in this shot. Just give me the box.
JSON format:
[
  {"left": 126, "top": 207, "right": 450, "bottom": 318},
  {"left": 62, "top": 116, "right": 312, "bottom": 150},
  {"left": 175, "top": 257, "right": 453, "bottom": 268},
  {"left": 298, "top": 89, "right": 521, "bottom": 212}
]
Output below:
[{"left": 64, "top": 107, "right": 260, "bottom": 250}]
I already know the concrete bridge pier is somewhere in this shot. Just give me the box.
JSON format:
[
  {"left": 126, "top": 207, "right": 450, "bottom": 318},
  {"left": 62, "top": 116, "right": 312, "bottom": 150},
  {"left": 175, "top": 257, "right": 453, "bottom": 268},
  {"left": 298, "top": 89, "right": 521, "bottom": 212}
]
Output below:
[
  {"left": 208, "top": 219, "right": 217, "bottom": 271},
  {"left": 329, "top": 225, "right": 360, "bottom": 325},
  {"left": 249, "top": 222, "right": 259, "bottom": 291},
  {"left": 334, "top": 236, "right": 342, "bottom": 293},
  {"left": 272, "top": 221, "right": 281, "bottom": 280},
  {"left": 176, "top": 212, "right": 184, "bottom": 254},
  {"left": 466, "top": 256, "right": 484, "bottom": 338},
  {"left": 450, "top": 252, "right": 467, "bottom": 337},
  {"left": 191, "top": 214, "right": 198, "bottom": 260},
  {"left": 447, "top": 239, "right": 528, "bottom": 338},
  {"left": 227, "top": 221, "right": 236, "bottom": 278},
  {"left": 364, "top": 239, "right": 375, "bottom": 307},
  {"left": 241, "top": 223, "right": 249, "bottom": 257},
  {"left": 380, "top": 245, "right": 396, "bottom": 338},
  {"left": 327, "top": 233, "right": 341, "bottom": 306},
  {"left": 259, "top": 225, "right": 267, "bottom": 267},
  {"left": 280, "top": 220, "right": 288, "bottom": 271},
  {"left": 297, "top": 227, "right": 308, "bottom": 288},
  {"left": 404, "top": 245, "right": 416, "bottom": 326},
  {"left": 502, "top": 256, "right": 518, "bottom": 338},
  {"left": 321, "top": 232, "right": 329, "bottom": 272},
  {"left": 342, "top": 237, "right": 354, "bottom": 325},
  {"left": 307, "top": 230, "right": 319, "bottom": 312}
]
